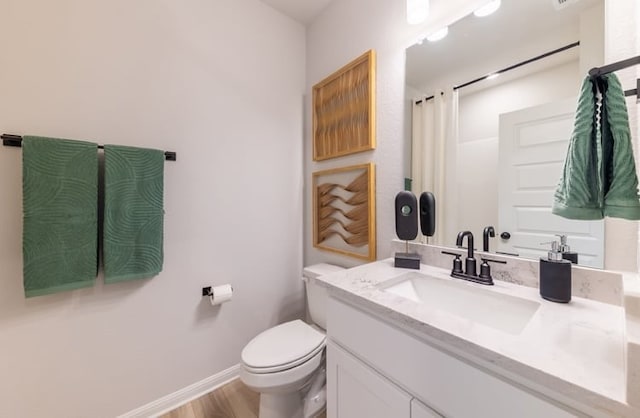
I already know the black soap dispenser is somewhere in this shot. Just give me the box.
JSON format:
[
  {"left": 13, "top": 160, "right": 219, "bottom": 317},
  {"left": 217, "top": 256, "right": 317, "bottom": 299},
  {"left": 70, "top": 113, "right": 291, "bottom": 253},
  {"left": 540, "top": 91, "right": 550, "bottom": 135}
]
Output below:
[
  {"left": 557, "top": 234, "right": 578, "bottom": 264},
  {"left": 540, "top": 240, "right": 572, "bottom": 303}
]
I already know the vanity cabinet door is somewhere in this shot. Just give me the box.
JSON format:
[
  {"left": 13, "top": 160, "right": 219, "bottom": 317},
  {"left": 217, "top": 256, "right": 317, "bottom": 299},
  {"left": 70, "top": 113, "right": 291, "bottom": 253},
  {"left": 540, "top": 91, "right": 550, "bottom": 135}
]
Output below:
[
  {"left": 411, "top": 399, "right": 443, "bottom": 418},
  {"left": 327, "top": 341, "right": 411, "bottom": 418}
]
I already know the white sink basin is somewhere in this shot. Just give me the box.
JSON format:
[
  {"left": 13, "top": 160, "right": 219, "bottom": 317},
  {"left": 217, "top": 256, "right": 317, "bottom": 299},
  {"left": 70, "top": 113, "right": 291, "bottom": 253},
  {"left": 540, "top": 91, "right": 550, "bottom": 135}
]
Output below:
[{"left": 380, "top": 271, "right": 540, "bottom": 335}]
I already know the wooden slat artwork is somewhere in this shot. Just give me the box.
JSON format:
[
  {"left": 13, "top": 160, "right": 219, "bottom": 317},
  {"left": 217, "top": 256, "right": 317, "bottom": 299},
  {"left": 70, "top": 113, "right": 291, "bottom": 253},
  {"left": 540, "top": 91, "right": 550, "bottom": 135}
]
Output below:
[
  {"left": 313, "top": 50, "right": 376, "bottom": 161},
  {"left": 313, "top": 163, "right": 376, "bottom": 261}
]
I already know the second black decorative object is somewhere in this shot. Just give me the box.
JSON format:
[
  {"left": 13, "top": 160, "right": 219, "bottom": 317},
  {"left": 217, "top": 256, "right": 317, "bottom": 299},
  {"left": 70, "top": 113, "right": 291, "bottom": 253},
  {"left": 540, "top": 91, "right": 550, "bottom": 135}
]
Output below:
[
  {"left": 394, "top": 191, "right": 420, "bottom": 269},
  {"left": 419, "top": 192, "right": 436, "bottom": 238}
]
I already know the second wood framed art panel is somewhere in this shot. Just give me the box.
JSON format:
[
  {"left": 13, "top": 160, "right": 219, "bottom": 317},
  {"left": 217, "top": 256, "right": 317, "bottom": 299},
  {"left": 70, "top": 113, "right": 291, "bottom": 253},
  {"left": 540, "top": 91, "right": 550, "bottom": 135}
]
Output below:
[
  {"left": 313, "top": 163, "right": 376, "bottom": 261},
  {"left": 312, "top": 50, "right": 376, "bottom": 161}
]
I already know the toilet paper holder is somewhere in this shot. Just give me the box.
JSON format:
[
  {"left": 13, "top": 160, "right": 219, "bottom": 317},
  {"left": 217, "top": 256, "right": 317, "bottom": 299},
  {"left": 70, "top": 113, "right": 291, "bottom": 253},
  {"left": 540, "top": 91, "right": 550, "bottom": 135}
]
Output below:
[
  {"left": 203, "top": 286, "right": 234, "bottom": 296},
  {"left": 201, "top": 285, "right": 234, "bottom": 306}
]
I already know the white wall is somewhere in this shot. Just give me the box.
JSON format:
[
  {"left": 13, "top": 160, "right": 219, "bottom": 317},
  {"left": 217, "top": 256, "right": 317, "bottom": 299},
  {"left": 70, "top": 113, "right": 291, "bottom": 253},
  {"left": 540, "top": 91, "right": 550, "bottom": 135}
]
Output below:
[
  {"left": 305, "top": 0, "right": 488, "bottom": 267},
  {"left": 0, "top": 0, "right": 305, "bottom": 416}
]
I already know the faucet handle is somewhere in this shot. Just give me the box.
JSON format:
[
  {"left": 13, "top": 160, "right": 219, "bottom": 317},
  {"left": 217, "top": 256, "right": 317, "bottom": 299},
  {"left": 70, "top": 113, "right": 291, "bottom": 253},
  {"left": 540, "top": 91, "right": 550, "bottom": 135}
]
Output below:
[
  {"left": 481, "top": 257, "right": 507, "bottom": 265},
  {"left": 478, "top": 258, "right": 507, "bottom": 281},
  {"left": 442, "top": 251, "right": 463, "bottom": 274}
]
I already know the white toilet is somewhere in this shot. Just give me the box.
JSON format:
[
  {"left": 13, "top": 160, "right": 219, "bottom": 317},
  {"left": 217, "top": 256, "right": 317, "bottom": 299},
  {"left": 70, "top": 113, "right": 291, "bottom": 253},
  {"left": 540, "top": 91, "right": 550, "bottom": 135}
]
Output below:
[{"left": 240, "top": 263, "right": 344, "bottom": 418}]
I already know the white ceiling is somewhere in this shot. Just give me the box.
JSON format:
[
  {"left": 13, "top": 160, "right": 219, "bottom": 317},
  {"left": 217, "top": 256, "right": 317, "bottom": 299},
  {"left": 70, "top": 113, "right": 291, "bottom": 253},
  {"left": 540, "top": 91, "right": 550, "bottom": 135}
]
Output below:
[{"left": 259, "top": 0, "right": 335, "bottom": 24}]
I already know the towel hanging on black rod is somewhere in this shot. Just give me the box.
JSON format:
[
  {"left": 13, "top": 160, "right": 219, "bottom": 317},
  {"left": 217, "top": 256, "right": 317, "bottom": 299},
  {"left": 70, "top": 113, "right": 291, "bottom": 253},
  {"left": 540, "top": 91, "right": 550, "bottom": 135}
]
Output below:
[
  {"left": 589, "top": 54, "right": 640, "bottom": 98},
  {"left": 1, "top": 134, "right": 177, "bottom": 161}
]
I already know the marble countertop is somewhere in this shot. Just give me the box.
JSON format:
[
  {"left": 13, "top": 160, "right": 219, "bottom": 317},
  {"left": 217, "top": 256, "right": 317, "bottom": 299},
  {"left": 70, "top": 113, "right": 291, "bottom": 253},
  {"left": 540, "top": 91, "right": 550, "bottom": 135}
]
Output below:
[{"left": 312, "top": 259, "right": 640, "bottom": 417}]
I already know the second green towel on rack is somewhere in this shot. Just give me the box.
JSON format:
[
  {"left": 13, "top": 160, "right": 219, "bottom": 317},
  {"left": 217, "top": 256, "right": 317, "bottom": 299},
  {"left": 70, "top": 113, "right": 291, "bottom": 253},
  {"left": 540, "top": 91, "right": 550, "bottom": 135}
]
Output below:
[{"left": 103, "top": 145, "right": 165, "bottom": 283}]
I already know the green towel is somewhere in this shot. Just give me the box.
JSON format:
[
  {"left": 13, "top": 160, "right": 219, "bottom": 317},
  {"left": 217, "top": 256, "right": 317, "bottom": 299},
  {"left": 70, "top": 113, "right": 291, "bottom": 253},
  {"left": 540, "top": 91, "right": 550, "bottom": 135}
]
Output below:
[
  {"left": 103, "top": 145, "right": 164, "bottom": 283},
  {"left": 22, "top": 136, "right": 98, "bottom": 297},
  {"left": 552, "top": 77, "right": 602, "bottom": 219},
  {"left": 552, "top": 74, "right": 640, "bottom": 220},
  {"left": 601, "top": 74, "right": 640, "bottom": 219}
]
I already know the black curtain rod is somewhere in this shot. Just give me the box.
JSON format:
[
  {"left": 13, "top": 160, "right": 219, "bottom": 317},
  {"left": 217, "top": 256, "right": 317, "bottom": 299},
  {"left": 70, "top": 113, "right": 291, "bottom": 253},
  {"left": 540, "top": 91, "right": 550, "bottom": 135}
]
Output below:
[
  {"left": 1, "top": 134, "right": 177, "bottom": 161},
  {"left": 415, "top": 41, "right": 580, "bottom": 105}
]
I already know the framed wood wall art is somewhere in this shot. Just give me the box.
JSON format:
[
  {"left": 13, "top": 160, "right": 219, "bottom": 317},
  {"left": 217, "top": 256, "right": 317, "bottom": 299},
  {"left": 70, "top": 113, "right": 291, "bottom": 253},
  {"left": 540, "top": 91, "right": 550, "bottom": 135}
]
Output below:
[
  {"left": 313, "top": 163, "right": 376, "bottom": 261},
  {"left": 312, "top": 50, "right": 376, "bottom": 161}
]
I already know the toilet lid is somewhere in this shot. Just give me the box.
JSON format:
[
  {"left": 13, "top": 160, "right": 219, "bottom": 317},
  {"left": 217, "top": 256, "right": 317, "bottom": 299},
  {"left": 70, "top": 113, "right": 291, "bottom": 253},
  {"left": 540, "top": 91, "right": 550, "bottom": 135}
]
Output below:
[{"left": 242, "top": 320, "right": 326, "bottom": 372}]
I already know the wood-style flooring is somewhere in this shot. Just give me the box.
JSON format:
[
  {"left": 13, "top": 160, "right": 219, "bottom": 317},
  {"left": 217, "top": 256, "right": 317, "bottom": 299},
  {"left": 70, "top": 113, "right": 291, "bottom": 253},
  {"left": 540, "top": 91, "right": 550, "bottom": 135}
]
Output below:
[{"left": 161, "top": 378, "right": 326, "bottom": 418}]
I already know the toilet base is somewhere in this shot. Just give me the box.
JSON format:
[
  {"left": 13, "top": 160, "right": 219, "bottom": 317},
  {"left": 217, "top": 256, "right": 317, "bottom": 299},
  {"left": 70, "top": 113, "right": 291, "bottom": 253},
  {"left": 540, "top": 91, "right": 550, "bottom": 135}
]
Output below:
[{"left": 259, "top": 392, "right": 303, "bottom": 418}]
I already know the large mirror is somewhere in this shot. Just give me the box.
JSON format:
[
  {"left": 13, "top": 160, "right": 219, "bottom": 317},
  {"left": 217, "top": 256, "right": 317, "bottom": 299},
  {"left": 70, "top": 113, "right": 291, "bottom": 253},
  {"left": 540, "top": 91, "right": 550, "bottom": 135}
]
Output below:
[{"left": 405, "top": 0, "right": 605, "bottom": 267}]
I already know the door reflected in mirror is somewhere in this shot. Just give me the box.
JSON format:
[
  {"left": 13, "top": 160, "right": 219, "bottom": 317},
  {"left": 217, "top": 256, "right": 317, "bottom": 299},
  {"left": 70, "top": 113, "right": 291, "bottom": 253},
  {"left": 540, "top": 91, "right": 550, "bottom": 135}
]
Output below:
[{"left": 405, "top": 0, "right": 605, "bottom": 267}]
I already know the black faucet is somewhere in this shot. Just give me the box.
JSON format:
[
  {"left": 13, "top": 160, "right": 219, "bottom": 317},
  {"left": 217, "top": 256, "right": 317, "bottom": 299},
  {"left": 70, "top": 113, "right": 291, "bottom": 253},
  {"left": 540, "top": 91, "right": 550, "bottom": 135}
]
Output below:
[
  {"left": 456, "top": 231, "right": 477, "bottom": 277},
  {"left": 483, "top": 226, "right": 495, "bottom": 252},
  {"left": 442, "top": 231, "right": 506, "bottom": 285}
]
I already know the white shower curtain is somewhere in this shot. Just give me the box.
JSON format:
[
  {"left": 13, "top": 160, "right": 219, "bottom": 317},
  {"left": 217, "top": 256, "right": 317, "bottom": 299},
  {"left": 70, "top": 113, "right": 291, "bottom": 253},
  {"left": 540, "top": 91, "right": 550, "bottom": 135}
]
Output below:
[{"left": 411, "top": 88, "right": 459, "bottom": 245}]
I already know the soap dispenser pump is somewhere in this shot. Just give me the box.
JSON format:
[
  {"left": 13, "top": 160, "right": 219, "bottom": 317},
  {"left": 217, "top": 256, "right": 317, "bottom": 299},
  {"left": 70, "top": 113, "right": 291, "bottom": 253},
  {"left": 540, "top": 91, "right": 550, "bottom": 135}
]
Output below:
[
  {"left": 557, "top": 234, "right": 578, "bottom": 264},
  {"left": 540, "top": 240, "right": 572, "bottom": 303}
]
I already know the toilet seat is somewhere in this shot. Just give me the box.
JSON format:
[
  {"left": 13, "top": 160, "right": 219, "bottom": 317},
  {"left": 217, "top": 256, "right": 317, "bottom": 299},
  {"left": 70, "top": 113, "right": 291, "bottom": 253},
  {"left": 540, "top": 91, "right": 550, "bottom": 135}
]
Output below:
[
  {"left": 241, "top": 320, "right": 326, "bottom": 374},
  {"left": 240, "top": 347, "right": 324, "bottom": 394},
  {"left": 244, "top": 342, "right": 325, "bottom": 374}
]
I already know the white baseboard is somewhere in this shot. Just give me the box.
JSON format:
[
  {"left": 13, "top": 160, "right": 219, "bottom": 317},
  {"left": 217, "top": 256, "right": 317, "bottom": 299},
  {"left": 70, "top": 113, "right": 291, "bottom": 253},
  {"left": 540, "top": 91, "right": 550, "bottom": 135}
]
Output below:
[{"left": 118, "top": 364, "right": 241, "bottom": 418}]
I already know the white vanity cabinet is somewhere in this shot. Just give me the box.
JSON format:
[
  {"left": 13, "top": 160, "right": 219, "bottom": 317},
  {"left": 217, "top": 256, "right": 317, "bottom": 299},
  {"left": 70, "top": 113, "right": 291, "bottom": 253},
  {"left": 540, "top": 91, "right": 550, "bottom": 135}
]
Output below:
[
  {"left": 327, "top": 342, "right": 413, "bottom": 418},
  {"left": 327, "top": 340, "right": 443, "bottom": 418},
  {"left": 326, "top": 296, "right": 579, "bottom": 418}
]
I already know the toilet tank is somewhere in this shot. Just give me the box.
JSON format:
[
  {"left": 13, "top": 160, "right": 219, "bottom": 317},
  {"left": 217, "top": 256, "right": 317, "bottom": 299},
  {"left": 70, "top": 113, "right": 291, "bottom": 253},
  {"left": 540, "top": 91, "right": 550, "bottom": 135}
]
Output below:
[{"left": 303, "top": 263, "right": 344, "bottom": 330}]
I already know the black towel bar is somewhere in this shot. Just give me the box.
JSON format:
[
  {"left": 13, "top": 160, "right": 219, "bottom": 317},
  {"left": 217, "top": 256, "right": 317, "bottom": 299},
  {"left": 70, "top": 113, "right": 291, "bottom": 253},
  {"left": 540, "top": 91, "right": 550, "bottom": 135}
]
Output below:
[
  {"left": 588, "top": 55, "right": 640, "bottom": 98},
  {"left": 1, "top": 134, "right": 177, "bottom": 161},
  {"left": 588, "top": 55, "right": 640, "bottom": 79}
]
